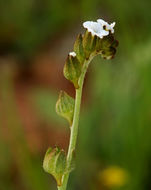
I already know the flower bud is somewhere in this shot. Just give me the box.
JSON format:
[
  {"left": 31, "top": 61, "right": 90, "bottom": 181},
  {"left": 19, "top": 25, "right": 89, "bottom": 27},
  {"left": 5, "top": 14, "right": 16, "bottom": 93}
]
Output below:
[
  {"left": 95, "top": 34, "right": 118, "bottom": 59},
  {"left": 63, "top": 53, "right": 82, "bottom": 88},
  {"left": 101, "top": 47, "right": 116, "bottom": 60},
  {"left": 101, "top": 35, "right": 114, "bottom": 49},
  {"left": 74, "top": 34, "right": 85, "bottom": 64},
  {"left": 56, "top": 91, "right": 75, "bottom": 126},
  {"left": 83, "top": 30, "right": 97, "bottom": 59},
  {"left": 111, "top": 39, "right": 119, "bottom": 48},
  {"left": 43, "top": 147, "right": 66, "bottom": 186},
  {"left": 96, "top": 34, "right": 114, "bottom": 52}
]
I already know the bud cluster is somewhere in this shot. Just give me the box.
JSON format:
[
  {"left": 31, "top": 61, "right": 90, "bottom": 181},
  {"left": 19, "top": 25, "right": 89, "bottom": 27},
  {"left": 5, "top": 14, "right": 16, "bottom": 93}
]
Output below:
[{"left": 64, "top": 19, "right": 118, "bottom": 88}]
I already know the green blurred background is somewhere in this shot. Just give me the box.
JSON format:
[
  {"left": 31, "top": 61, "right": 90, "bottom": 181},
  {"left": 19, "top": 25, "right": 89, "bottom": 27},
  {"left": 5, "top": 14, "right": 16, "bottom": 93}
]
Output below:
[{"left": 0, "top": 0, "right": 151, "bottom": 190}]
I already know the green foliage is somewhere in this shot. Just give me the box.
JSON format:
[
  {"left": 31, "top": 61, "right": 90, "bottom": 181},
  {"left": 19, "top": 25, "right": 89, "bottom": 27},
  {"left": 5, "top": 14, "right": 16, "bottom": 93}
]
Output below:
[{"left": 0, "top": 0, "right": 79, "bottom": 57}]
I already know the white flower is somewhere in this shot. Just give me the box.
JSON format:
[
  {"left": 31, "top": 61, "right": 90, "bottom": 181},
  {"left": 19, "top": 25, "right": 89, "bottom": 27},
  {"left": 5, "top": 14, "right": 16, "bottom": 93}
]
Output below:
[
  {"left": 97, "top": 19, "right": 115, "bottom": 34},
  {"left": 83, "top": 19, "right": 115, "bottom": 39},
  {"left": 83, "top": 21, "right": 109, "bottom": 39},
  {"left": 69, "top": 52, "right": 76, "bottom": 57}
]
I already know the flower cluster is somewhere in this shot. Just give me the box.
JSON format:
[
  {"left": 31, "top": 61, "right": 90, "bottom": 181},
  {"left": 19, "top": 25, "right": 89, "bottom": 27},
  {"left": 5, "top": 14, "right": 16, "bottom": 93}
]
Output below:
[
  {"left": 67, "top": 19, "right": 118, "bottom": 66},
  {"left": 63, "top": 19, "right": 118, "bottom": 88},
  {"left": 83, "top": 19, "right": 115, "bottom": 39}
]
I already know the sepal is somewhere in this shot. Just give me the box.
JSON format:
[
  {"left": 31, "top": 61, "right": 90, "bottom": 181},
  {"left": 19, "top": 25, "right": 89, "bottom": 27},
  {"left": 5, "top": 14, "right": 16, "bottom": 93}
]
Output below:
[
  {"left": 111, "top": 40, "right": 119, "bottom": 48},
  {"left": 83, "top": 30, "right": 97, "bottom": 59},
  {"left": 96, "top": 34, "right": 118, "bottom": 60},
  {"left": 101, "top": 47, "right": 116, "bottom": 60},
  {"left": 43, "top": 147, "right": 66, "bottom": 186},
  {"left": 101, "top": 35, "right": 114, "bottom": 49},
  {"left": 63, "top": 54, "right": 82, "bottom": 88},
  {"left": 56, "top": 91, "right": 75, "bottom": 126},
  {"left": 74, "top": 34, "right": 85, "bottom": 63}
]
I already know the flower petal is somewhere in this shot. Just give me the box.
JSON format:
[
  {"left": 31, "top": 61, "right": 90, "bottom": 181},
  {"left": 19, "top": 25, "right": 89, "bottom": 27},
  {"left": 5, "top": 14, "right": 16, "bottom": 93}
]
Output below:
[
  {"left": 83, "top": 21, "right": 109, "bottom": 39},
  {"left": 69, "top": 52, "right": 76, "bottom": 57},
  {"left": 97, "top": 19, "right": 115, "bottom": 34}
]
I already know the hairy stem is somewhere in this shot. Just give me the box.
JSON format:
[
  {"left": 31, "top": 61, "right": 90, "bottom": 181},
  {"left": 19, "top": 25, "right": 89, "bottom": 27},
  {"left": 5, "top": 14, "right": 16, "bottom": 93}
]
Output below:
[{"left": 58, "top": 55, "right": 94, "bottom": 190}]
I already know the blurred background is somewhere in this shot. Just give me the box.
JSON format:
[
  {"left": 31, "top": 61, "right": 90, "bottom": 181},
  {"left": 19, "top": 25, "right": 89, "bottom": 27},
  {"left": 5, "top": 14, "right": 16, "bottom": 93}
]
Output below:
[{"left": 0, "top": 0, "right": 151, "bottom": 190}]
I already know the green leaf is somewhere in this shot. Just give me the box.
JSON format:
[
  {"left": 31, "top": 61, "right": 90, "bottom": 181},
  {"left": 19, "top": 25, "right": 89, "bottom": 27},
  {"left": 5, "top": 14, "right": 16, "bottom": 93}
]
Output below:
[
  {"left": 63, "top": 54, "right": 82, "bottom": 88},
  {"left": 74, "top": 34, "right": 85, "bottom": 63},
  {"left": 43, "top": 147, "right": 66, "bottom": 186},
  {"left": 56, "top": 91, "right": 75, "bottom": 125}
]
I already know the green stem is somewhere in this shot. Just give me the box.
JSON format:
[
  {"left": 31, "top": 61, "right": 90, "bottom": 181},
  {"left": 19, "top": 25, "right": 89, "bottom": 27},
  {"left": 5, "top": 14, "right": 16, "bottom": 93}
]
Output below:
[{"left": 58, "top": 56, "right": 93, "bottom": 190}]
